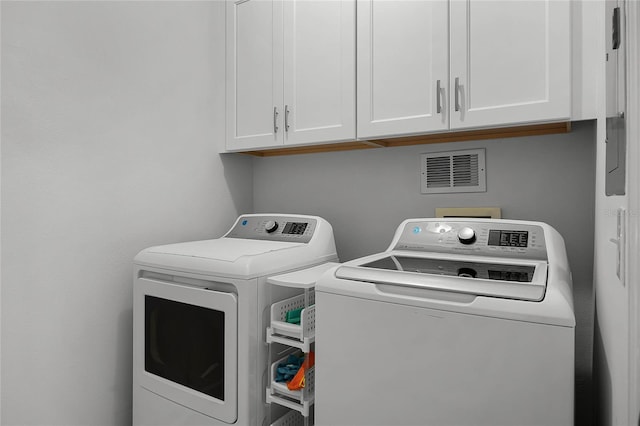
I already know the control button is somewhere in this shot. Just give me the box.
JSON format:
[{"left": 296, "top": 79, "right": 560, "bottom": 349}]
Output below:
[
  {"left": 412, "top": 226, "right": 421, "bottom": 235},
  {"left": 265, "top": 220, "right": 279, "bottom": 233},
  {"left": 457, "top": 227, "right": 476, "bottom": 245}
]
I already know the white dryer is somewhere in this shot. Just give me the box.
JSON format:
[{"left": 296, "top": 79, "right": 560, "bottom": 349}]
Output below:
[
  {"left": 315, "top": 218, "right": 575, "bottom": 426},
  {"left": 133, "top": 214, "right": 337, "bottom": 426}
]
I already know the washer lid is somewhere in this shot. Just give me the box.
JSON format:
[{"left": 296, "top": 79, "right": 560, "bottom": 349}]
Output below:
[
  {"left": 135, "top": 213, "right": 338, "bottom": 279},
  {"left": 144, "top": 238, "right": 301, "bottom": 262},
  {"left": 134, "top": 237, "right": 310, "bottom": 278},
  {"left": 335, "top": 252, "right": 548, "bottom": 302}
]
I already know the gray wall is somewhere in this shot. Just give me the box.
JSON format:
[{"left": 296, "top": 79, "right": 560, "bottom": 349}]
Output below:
[
  {"left": 254, "top": 120, "right": 596, "bottom": 423},
  {"left": 1, "top": 2, "right": 253, "bottom": 424}
]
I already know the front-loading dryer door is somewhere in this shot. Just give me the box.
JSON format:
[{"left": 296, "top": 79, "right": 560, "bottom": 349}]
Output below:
[{"left": 134, "top": 277, "right": 238, "bottom": 423}]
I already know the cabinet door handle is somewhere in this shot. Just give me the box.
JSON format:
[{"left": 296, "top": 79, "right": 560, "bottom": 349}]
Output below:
[
  {"left": 454, "top": 77, "right": 461, "bottom": 112},
  {"left": 273, "top": 107, "right": 279, "bottom": 134},
  {"left": 285, "top": 105, "right": 290, "bottom": 131},
  {"left": 436, "top": 80, "right": 442, "bottom": 114}
]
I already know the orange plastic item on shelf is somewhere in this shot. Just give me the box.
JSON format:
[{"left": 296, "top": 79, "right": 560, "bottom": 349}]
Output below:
[{"left": 287, "top": 352, "right": 315, "bottom": 391}]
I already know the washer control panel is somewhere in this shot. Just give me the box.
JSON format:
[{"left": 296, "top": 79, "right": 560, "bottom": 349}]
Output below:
[
  {"left": 225, "top": 215, "right": 317, "bottom": 243},
  {"left": 394, "top": 220, "right": 547, "bottom": 260}
]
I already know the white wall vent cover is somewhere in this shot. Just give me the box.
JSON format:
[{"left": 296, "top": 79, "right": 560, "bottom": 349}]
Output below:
[{"left": 420, "top": 148, "right": 486, "bottom": 194}]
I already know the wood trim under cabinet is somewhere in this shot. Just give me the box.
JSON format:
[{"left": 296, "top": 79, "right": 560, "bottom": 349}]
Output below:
[
  {"left": 242, "top": 141, "right": 380, "bottom": 157},
  {"left": 373, "top": 121, "right": 572, "bottom": 147},
  {"left": 240, "top": 121, "right": 572, "bottom": 157}
]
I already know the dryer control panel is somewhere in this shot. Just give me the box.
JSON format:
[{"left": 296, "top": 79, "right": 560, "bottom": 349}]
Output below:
[
  {"left": 392, "top": 220, "right": 548, "bottom": 261},
  {"left": 225, "top": 215, "right": 317, "bottom": 243}
]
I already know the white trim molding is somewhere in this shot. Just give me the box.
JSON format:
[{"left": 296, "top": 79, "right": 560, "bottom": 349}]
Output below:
[{"left": 625, "top": 0, "right": 640, "bottom": 424}]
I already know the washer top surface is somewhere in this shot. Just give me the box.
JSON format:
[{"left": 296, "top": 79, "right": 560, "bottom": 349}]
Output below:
[
  {"left": 144, "top": 238, "right": 301, "bottom": 263},
  {"left": 335, "top": 251, "right": 548, "bottom": 302},
  {"left": 317, "top": 218, "right": 575, "bottom": 327},
  {"left": 134, "top": 214, "right": 337, "bottom": 279}
]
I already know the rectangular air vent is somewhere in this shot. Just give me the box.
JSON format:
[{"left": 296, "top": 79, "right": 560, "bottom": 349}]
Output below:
[{"left": 421, "top": 149, "right": 486, "bottom": 194}]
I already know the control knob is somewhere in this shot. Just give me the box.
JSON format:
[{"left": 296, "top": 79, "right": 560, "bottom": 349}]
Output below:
[
  {"left": 457, "top": 227, "right": 476, "bottom": 245},
  {"left": 264, "top": 220, "right": 279, "bottom": 233}
]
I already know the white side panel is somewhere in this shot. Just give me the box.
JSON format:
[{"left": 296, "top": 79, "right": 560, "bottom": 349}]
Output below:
[
  {"left": 226, "top": 0, "right": 283, "bottom": 150},
  {"left": 450, "top": 0, "right": 571, "bottom": 129},
  {"left": 627, "top": 3, "right": 640, "bottom": 424},
  {"left": 357, "top": 0, "right": 449, "bottom": 139},
  {"left": 283, "top": 0, "right": 355, "bottom": 145},
  {"left": 316, "top": 292, "right": 574, "bottom": 426}
]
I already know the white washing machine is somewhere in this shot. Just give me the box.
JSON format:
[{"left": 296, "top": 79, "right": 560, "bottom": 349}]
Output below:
[
  {"left": 315, "top": 218, "right": 575, "bottom": 426},
  {"left": 133, "top": 214, "right": 337, "bottom": 426}
]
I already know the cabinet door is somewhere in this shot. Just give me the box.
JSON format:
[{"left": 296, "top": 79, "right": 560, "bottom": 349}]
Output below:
[
  {"left": 449, "top": 0, "right": 571, "bottom": 129},
  {"left": 283, "top": 0, "right": 356, "bottom": 145},
  {"left": 357, "top": 0, "right": 449, "bottom": 139},
  {"left": 226, "top": 0, "right": 283, "bottom": 151}
]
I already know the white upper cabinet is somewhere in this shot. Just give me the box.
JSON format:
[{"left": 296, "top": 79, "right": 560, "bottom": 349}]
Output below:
[
  {"left": 283, "top": 0, "right": 356, "bottom": 145},
  {"left": 357, "top": 0, "right": 571, "bottom": 140},
  {"left": 357, "top": 0, "right": 449, "bottom": 139},
  {"left": 226, "top": 0, "right": 283, "bottom": 151},
  {"left": 226, "top": 0, "right": 355, "bottom": 151},
  {"left": 449, "top": 0, "right": 571, "bottom": 130}
]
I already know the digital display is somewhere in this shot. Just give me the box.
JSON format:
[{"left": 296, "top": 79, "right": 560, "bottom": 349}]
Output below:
[
  {"left": 488, "top": 270, "right": 531, "bottom": 282},
  {"left": 282, "top": 222, "right": 308, "bottom": 235},
  {"left": 488, "top": 230, "right": 529, "bottom": 247}
]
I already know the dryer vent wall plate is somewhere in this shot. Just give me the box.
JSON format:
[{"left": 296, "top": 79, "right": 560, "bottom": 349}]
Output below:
[
  {"left": 435, "top": 207, "right": 501, "bottom": 219},
  {"left": 420, "top": 148, "right": 486, "bottom": 194}
]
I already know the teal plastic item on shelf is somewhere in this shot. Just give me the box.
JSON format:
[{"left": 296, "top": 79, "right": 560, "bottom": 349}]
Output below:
[
  {"left": 275, "top": 354, "right": 304, "bottom": 382},
  {"left": 285, "top": 307, "right": 303, "bottom": 325}
]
